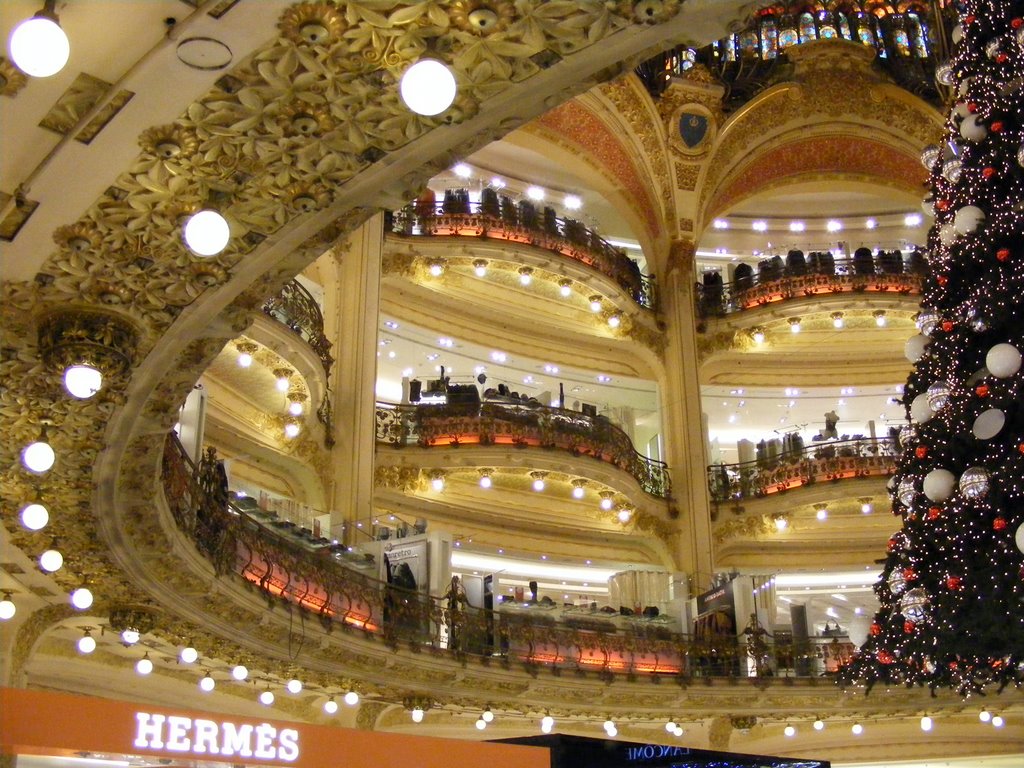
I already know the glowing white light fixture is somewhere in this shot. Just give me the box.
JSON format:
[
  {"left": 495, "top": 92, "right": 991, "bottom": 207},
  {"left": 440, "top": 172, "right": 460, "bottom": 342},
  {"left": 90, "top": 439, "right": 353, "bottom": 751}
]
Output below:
[
  {"left": 431, "top": 473, "right": 445, "bottom": 492},
  {"left": 789, "top": 317, "right": 801, "bottom": 334},
  {"left": 287, "top": 679, "right": 303, "bottom": 694},
  {"left": 64, "top": 365, "right": 102, "bottom": 399},
  {"left": 992, "top": 715, "right": 1005, "bottom": 728},
  {"left": 572, "top": 482, "right": 586, "bottom": 499},
  {"left": 861, "top": 501, "right": 874, "bottom": 514},
  {"left": 826, "top": 220, "right": 843, "bottom": 233},
  {"left": 526, "top": 186, "right": 545, "bottom": 201},
  {"left": 589, "top": 295, "right": 603, "bottom": 312},
  {"left": 665, "top": 720, "right": 677, "bottom": 733},
  {"left": 491, "top": 177, "right": 505, "bottom": 188},
  {"left": 482, "top": 708, "right": 494, "bottom": 723},
  {"left": 774, "top": 516, "right": 788, "bottom": 531},
  {"left": 22, "top": 439, "right": 55, "bottom": 473},
  {"left": 712, "top": 219, "right": 729, "bottom": 229},
  {"left": 78, "top": 631, "right": 96, "bottom": 654},
  {"left": 453, "top": 163, "right": 472, "bottom": 178},
  {"left": 920, "top": 715, "right": 932, "bottom": 731},
  {"left": 39, "top": 549, "right": 63, "bottom": 572},
  {"left": 541, "top": 715, "right": 555, "bottom": 733},
  {"left": 344, "top": 690, "right": 360, "bottom": 706},
  {"left": 0, "top": 593, "right": 15, "bottom": 621},
  {"left": 752, "top": 220, "right": 768, "bottom": 232},
  {"left": 904, "top": 213, "right": 923, "bottom": 227},
  {"left": 751, "top": 328, "right": 765, "bottom": 344},
  {"left": 532, "top": 475, "right": 546, "bottom": 492},
  {"left": 136, "top": 655, "right": 154, "bottom": 676},
  {"left": 411, "top": 706, "right": 425, "bottom": 723},
  {"left": 607, "top": 313, "right": 621, "bottom": 328},
  {"left": 324, "top": 698, "right": 339, "bottom": 714},
  {"left": 673, "top": 725, "right": 683, "bottom": 737},
  {"left": 559, "top": 279, "right": 572, "bottom": 297},
  {"left": 865, "top": 217, "right": 877, "bottom": 229},
  {"left": 473, "top": 259, "right": 488, "bottom": 277},
  {"left": 400, "top": 59, "right": 456, "bottom": 116},
  {"left": 199, "top": 673, "right": 216, "bottom": 692},
  {"left": 475, "top": 718, "right": 487, "bottom": 730},
  {"left": 70, "top": 587, "right": 93, "bottom": 610},
  {"left": 617, "top": 508, "right": 632, "bottom": 524},
  {"left": 231, "top": 664, "right": 248, "bottom": 681},
  {"left": 831, "top": 312, "right": 845, "bottom": 329},
  {"left": 564, "top": 194, "right": 582, "bottom": 210},
  {"left": 789, "top": 221, "right": 805, "bottom": 233},
  {"left": 519, "top": 267, "right": 533, "bottom": 285},
  {"left": 284, "top": 422, "right": 301, "bottom": 439},
  {"left": 479, "top": 471, "right": 492, "bottom": 489},
  {"left": 121, "top": 628, "right": 141, "bottom": 645},
  {"left": 813, "top": 718, "right": 825, "bottom": 731},
  {"left": 259, "top": 689, "right": 275, "bottom": 706},
  {"left": 428, "top": 260, "right": 445, "bottom": 277},
  {"left": 288, "top": 400, "right": 304, "bottom": 416},
  {"left": 8, "top": 3, "right": 70, "bottom": 78},
  {"left": 980, "top": 710, "right": 992, "bottom": 723},
  {"left": 183, "top": 209, "right": 230, "bottom": 257},
  {"left": 237, "top": 350, "right": 253, "bottom": 367},
  {"left": 20, "top": 502, "right": 49, "bottom": 531},
  {"left": 851, "top": 723, "right": 863, "bottom": 735},
  {"left": 603, "top": 718, "right": 615, "bottom": 733},
  {"left": 599, "top": 493, "right": 614, "bottom": 511},
  {"left": 180, "top": 646, "right": 199, "bottom": 664},
  {"left": 784, "top": 724, "right": 796, "bottom": 737}
]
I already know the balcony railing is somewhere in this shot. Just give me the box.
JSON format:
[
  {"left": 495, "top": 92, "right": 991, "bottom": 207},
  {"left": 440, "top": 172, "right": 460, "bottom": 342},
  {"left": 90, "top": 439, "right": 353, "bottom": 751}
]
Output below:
[
  {"left": 386, "top": 196, "right": 657, "bottom": 311},
  {"left": 376, "top": 401, "right": 671, "bottom": 499},
  {"left": 162, "top": 433, "right": 857, "bottom": 683},
  {"left": 697, "top": 253, "right": 926, "bottom": 318},
  {"left": 708, "top": 437, "right": 897, "bottom": 506},
  {"left": 261, "top": 279, "right": 335, "bottom": 447}
]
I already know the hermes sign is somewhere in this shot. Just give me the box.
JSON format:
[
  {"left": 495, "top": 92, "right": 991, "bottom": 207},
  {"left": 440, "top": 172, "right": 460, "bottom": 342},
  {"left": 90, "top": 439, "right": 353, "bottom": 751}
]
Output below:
[{"left": 133, "top": 712, "right": 299, "bottom": 762}]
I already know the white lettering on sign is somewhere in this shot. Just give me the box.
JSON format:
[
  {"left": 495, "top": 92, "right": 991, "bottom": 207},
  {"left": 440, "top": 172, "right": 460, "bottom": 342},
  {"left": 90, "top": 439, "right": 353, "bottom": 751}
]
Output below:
[{"left": 133, "top": 712, "right": 299, "bottom": 762}]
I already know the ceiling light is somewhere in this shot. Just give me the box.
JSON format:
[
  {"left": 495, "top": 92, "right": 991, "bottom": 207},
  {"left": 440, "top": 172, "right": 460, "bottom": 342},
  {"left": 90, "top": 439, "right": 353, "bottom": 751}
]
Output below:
[
  {"left": 399, "top": 59, "right": 457, "bottom": 116},
  {"left": 526, "top": 186, "right": 545, "bottom": 201},
  {"left": 813, "top": 718, "right": 824, "bottom": 731},
  {"left": 490, "top": 351, "right": 507, "bottom": 363},
  {"left": 874, "top": 310, "right": 887, "bottom": 327},
  {"left": 920, "top": 715, "right": 932, "bottom": 731},
  {"left": 713, "top": 219, "right": 729, "bottom": 229},
  {"left": 236, "top": 341, "right": 256, "bottom": 367},
  {"left": 607, "top": 313, "right": 621, "bottom": 328},
  {"left": 816, "top": 507, "right": 828, "bottom": 521},
  {"left": 751, "top": 328, "right": 765, "bottom": 344},
  {"left": 453, "top": 163, "right": 472, "bottom": 178},
  {"left": 473, "top": 259, "right": 488, "bottom": 277},
  {"left": 665, "top": 720, "right": 677, "bottom": 733},
  {"left": 992, "top": 715, "right": 1005, "bottom": 728},
  {"left": 475, "top": 718, "right": 487, "bottom": 730},
  {"left": 980, "top": 710, "right": 991, "bottom": 722},
  {"left": 904, "top": 213, "right": 923, "bottom": 227},
  {"left": 199, "top": 673, "right": 216, "bottom": 692},
  {"left": 180, "top": 646, "right": 199, "bottom": 664},
  {"left": 491, "top": 177, "right": 505, "bottom": 188},
  {"left": 851, "top": 723, "right": 863, "bottom": 735},
  {"left": 564, "top": 194, "right": 582, "bottom": 210},
  {"left": 826, "top": 220, "right": 842, "bottom": 232},
  {"left": 259, "top": 689, "right": 275, "bottom": 706},
  {"left": 775, "top": 516, "right": 788, "bottom": 531},
  {"left": 673, "top": 725, "right": 683, "bottom": 736},
  {"left": 275, "top": 369, "right": 292, "bottom": 391},
  {"left": 135, "top": 654, "right": 154, "bottom": 676},
  {"left": 78, "top": 631, "right": 96, "bottom": 654},
  {"left": 831, "top": 312, "right": 844, "bottom": 329},
  {"left": 572, "top": 481, "right": 586, "bottom": 499},
  {"left": 284, "top": 422, "right": 300, "bottom": 439},
  {"left": 39, "top": 549, "right": 63, "bottom": 572},
  {"left": 183, "top": 209, "right": 231, "bottom": 257},
  {"left": 411, "top": 706, "right": 425, "bottom": 723},
  {"left": 324, "top": 698, "right": 339, "bottom": 714},
  {"left": 428, "top": 260, "right": 445, "bottom": 277},
  {"left": 344, "top": 690, "right": 360, "bottom": 706},
  {"left": 617, "top": 507, "right": 632, "bottom": 523},
  {"left": 479, "top": 471, "right": 492, "bottom": 489},
  {"left": 532, "top": 472, "right": 546, "bottom": 491},
  {"left": 519, "top": 267, "right": 533, "bottom": 285},
  {"left": 63, "top": 364, "right": 102, "bottom": 399},
  {"left": 599, "top": 492, "right": 615, "bottom": 511},
  {"left": 20, "top": 502, "right": 48, "bottom": 531},
  {"left": 431, "top": 472, "right": 445, "bottom": 492},
  {"left": 596, "top": 374, "right": 611, "bottom": 383},
  {"left": 482, "top": 708, "right": 494, "bottom": 723},
  {"left": 0, "top": 593, "right": 15, "bottom": 621},
  {"left": 589, "top": 295, "right": 603, "bottom": 312},
  {"left": 70, "top": 587, "right": 93, "bottom": 610},
  {"left": 541, "top": 715, "right": 554, "bottom": 733},
  {"left": 752, "top": 221, "right": 768, "bottom": 232},
  {"left": 558, "top": 279, "right": 572, "bottom": 297},
  {"left": 8, "top": 4, "right": 70, "bottom": 78},
  {"left": 789, "top": 221, "right": 805, "bottom": 233},
  {"left": 784, "top": 724, "right": 795, "bottom": 737},
  {"left": 121, "top": 628, "right": 140, "bottom": 645},
  {"left": 22, "top": 438, "right": 55, "bottom": 473},
  {"left": 288, "top": 400, "right": 304, "bottom": 416},
  {"left": 287, "top": 679, "right": 302, "bottom": 694},
  {"left": 788, "top": 317, "right": 801, "bottom": 333},
  {"left": 865, "top": 218, "right": 877, "bottom": 229},
  {"left": 861, "top": 501, "right": 874, "bottom": 514},
  {"left": 231, "top": 664, "right": 248, "bottom": 681}
]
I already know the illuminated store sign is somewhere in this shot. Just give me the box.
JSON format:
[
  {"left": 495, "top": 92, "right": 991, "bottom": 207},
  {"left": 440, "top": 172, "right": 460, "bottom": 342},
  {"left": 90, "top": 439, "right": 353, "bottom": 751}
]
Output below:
[
  {"left": 624, "top": 744, "right": 689, "bottom": 762},
  {"left": 133, "top": 712, "right": 299, "bottom": 762}
]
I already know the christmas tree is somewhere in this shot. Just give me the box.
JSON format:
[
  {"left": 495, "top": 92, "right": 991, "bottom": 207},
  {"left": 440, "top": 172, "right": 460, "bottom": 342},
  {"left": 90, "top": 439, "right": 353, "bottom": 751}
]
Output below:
[{"left": 843, "top": 0, "right": 1024, "bottom": 695}]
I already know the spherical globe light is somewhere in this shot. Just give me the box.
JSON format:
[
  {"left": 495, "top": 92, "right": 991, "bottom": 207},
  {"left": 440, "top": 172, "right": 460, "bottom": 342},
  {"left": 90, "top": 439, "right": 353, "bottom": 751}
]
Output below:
[
  {"left": 231, "top": 664, "right": 248, "bottom": 681},
  {"left": 199, "top": 674, "right": 216, "bottom": 692},
  {"left": 904, "top": 334, "right": 930, "bottom": 362},
  {"left": 77, "top": 633, "right": 96, "bottom": 654},
  {"left": 993, "top": 715, "right": 1005, "bottom": 728},
  {"left": 851, "top": 723, "right": 863, "bottom": 735},
  {"left": 910, "top": 393, "right": 934, "bottom": 423},
  {"left": 784, "top": 725, "right": 796, "bottom": 737},
  {"left": 482, "top": 708, "right": 494, "bottom": 723},
  {"left": 183, "top": 209, "right": 230, "bottom": 257},
  {"left": 22, "top": 440, "right": 55, "bottom": 473},
  {"left": 20, "top": 502, "right": 49, "bottom": 531},
  {"left": 180, "top": 646, "right": 199, "bottom": 664},
  {"left": 8, "top": 14, "right": 70, "bottom": 78},
  {"left": 411, "top": 707, "right": 424, "bottom": 723},
  {"left": 541, "top": 715, "right": 554, "bottom": 733},
  {"left": 665, "top": 720, "right": 677, "bottom": 733},
  {"left": 986, "top": 343, "right": 1022, "bottom": 378},
  {"left": 324, "top": 698, "right": 339, "bottom": 714},
  {"left": 399, "top": 59, "right": 457, "bottom": 116},
  {"left": 286, "top": 679, "right": 302, "bottom": 694},
  {"left": 344, "top": 690, "right": 359, "bottom": 706},
  {"left": 259, "top": 689, "right": 275, "bottom": 706},
  {"left": 813, "top": 718, "right": 825, "bottom": 731},
  {"left": 475, "top": 718, "right": 487, "bottom": 730},
  {"left": 70, "top": 587, "right": 93, "bottom": 610},
  {"left": 39, "top": 549, "right": 63, "bottom": 572},
  {"left": 63, "top": 365, "right": 102, "bottom": 399},
  {"left": 121, "top": 628, "right": 140, "bottom": 645},
  {"left": 136, "top": 656, "right": 154, "bottom": 676},
  {"left": 920, "top": 715, "right": 933, "bottom": 731},
  {"left": 0, "top": 595, "right": 15, "bottom": 620},
  {"left": 923, "top": 468, "right": 956, "bottom": 502}
]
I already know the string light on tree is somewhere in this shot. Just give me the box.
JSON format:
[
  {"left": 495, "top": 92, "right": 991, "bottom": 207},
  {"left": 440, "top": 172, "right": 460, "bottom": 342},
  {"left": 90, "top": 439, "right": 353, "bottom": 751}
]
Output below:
[{"left": 842, "top": 0, "right": 1024, "bottom": 697}]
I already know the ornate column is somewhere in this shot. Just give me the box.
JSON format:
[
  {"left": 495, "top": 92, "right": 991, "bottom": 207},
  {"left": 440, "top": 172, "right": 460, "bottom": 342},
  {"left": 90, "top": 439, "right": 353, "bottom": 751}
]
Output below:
[
  {"left": 660, "top": 238, "right": 714, "bottom": 589},
  {"left": 322, "top": 213, "right": 383, "bottom": 540}
]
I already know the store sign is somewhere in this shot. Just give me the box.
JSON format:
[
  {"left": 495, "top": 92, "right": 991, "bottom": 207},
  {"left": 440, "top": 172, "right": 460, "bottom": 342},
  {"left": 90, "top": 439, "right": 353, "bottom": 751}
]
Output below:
[
  {"left": 623, "top": 744, "right": 689, "bottom": 762},
  {"left": 133, "top": 712, "right": 299, "bottom": 762}
]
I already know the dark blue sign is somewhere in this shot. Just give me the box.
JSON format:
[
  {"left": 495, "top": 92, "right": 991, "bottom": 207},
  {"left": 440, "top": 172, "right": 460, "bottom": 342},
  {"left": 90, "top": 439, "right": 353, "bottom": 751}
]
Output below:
[{"left": 679, "top": 112, "right": 709, "bottom": 150}]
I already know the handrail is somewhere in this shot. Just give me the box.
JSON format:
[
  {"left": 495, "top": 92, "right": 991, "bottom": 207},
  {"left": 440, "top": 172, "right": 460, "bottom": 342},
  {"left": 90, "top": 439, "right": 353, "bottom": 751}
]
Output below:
[
  {"left": 707, "top": 437, "right": 897, "bottom": 505},
  {"left": 386, "top": 198, "right": 657, "bottom": 311},
  {"left": 697, "top": 255, "right": 926, "bottom": 318},
  {"left": 375, "top": 400, "right": 671, "bottom": 500},
  {"left": 162, "top": 432, "right": 858, "bottom": 682}
]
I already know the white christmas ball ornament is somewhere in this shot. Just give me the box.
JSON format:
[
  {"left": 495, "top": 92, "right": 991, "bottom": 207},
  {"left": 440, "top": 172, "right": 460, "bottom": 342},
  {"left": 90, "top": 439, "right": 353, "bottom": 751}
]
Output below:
[
  {"left": 910, "top": 393, "right": 934, "bottom": 423},
  {"left": 938, "top": 222, "right": 958, "bottom": 246},
  {"left": 905, "top": 334, "right": 931, "bottom": 362},
  {"left": 951, "top": 24, "right": 963, "bottom": 44},
  {"left": 954, "top": 205, "right": 985, "bottom": 234},
  {"left": 959, "top": 115, "right": 987, "bottom": 142},
  {"left": 927, "top": 380, "right": 951, "bottom": 412},
  {"left": 1015, "top": 522, "right": 1024, "bottom": 554},
  {"left": 923, "top": 468, "right": 956, "bottom": 502},
  {"left": 986, "top": 343, "right": 1022, "bottom": 378},
  {"left": 973, "top": 408, "right": 1006, "bottom": 439},
  {"left": 952, "top": 102, "right": 972, "bottom": 120},
  {"left": 959, "top": 467, "right": 990, "bottom": 500},
  {"left": 958, "top": 77, "right": 972, "bottom": 97},
  {"left": 898, "top": 478, "right": 918, "bottom": 506}
]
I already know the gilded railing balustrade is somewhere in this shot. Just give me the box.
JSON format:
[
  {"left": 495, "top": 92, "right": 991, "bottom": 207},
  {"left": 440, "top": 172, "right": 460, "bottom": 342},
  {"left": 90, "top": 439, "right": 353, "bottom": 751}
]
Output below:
[
  {"left": 376, "top": 401, "right": 671, "bottom": 499},
  {"left": 386, "top": 199, "right": 657, "bottom": 311},
  {"left": 162, "top": 433, "right": 857, "bottom": 682},
  {"left": 707, "top": 437, "right": 897, "bottom": 510}
]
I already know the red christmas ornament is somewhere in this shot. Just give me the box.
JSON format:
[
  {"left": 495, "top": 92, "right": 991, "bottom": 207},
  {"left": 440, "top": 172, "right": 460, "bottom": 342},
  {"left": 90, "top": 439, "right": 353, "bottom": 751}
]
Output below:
[
  {"left": 928, "top": 507, "right": 941, "bottom": 520},
  {"left": 903, "top": 567, "right": 917, "bottom": 580},
  {"left": 968, "top": 102, "right": 978, "bottom": 113},
  {"left": 904, "top": 620, "right": 916, "bottom": 633},
  {"left": 997, "top": 247, "right": 1011, "bottom": 262},
  {"left": 870, "top": 622, "right": 881, "bottom": 636},
  {"left": 994, "top": 517, "right": 1008, "bottom": 531},
  {"left": 916, "top": 446, "right": 929, "bottom": 459},
  {"left": 976, "top": 383, "right": 990, "bottom": 397},
  {"left": 997, "top": 53, "right": 1009, "bottom": 63},
  {"left": 991, "top": 121, "right": 1005, "bottom": 133},
  {"left": 1013, "top": 17, "right": 1023, "bottom": 28},
  {"left": 937, "top": 199, "right": 951, "bottom": 211},
  {"left": 937, "top": 275, "right": 948, "bottom": 286},
  {"left": 949, "top": 661, "right": 958, "bottom": 669},
  {"left": 946, "top": 575, "right": 962, "bottom": 590},
  {"left": 982, "top": 167, "right": 996, "bottom": 179},
  {"left": 941, "top": 320, "right": 954, "bottom": 332},
  {"left": 878, "top": 650, "right": 895, "bottom": 665},
  {"left": 1018, "top": 442, "right": 1024, "bottom": 454},
  {"left": 965, "top": 13, "right": 975, "bottom": 23}
]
